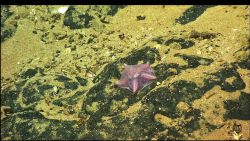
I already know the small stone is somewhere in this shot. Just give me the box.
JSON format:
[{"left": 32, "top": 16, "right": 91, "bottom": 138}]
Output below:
[
  {"left": 136, "top": 15, "right": 146, "bottom": 21},
  {"left": 198, "top": 59, "right": 210, "bottom": 65},
  {"left": 208, "top": 46, "right": 213, "bottom": 51},
  {"left": 57, "top": 6, "right": 70, "bottom": 14},
  {"left": 53, "top": 86, "right": 58, "bottom": 94},
  {"left": 176, "top": 101, "right": 190, "bottom": 112},
  {"left": 225, "top": 76, "right": 237, "bottom": 85},
  {"left": 197, "top": 50, "right": 202, "bottom": 55},
  {"left": 119, "top": 33, "right": 125, "bottom": 40},
  {"left": 1, "top": 106, "right": 12, "bottom": 120},
  {"left": 156, "top": 82, "right": 161, "bottom": 85},
  {"left": 65, "top": 48, "right": 71, "bottom": 53}
]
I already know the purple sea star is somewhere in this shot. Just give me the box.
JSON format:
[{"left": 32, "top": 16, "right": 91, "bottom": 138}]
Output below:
[{"left": 115, "top": 62, "right": 156, "bottom": 93}]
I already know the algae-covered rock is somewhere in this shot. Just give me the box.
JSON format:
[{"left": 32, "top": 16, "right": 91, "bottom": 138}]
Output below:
[
  {"left": 64, "top": 5, "right": 126, "bottom": 30},
  {"left": 1, "top": 5, "right": 249, "bottom": 140},
  {"left": 1, "top": 5, "right": 17, "bottom": 42}
]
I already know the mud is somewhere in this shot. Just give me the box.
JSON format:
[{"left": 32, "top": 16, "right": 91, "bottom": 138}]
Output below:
[{"left": 1, "top": 5, "right": 250, "bottom": 140}]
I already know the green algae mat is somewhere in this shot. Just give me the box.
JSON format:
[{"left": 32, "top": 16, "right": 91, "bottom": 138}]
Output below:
[{"left": 1, "top": 5, "right": 250, "bottom": 140}]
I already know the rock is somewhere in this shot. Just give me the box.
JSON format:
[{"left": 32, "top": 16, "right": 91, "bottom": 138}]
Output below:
[
  {"left": 176, "top": 101, "right": 191, "bottom": 113},
  {"left": 136, "top": 15, "right": 146, "bottom": 21},
  {"left": 1, "top": 106, "right": 11, "bottom": 120}
]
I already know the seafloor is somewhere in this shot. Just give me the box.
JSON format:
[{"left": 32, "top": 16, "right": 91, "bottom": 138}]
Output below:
[{"left": 1, "top": 5, "right": 249, "bottom": 140}]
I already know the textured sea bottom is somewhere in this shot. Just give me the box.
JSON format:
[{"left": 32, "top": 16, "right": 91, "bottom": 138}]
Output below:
[{"left": 1, "top": 5, "right": 250, "bottom": 140}]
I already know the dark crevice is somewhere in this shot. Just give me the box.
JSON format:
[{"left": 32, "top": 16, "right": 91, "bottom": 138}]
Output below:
[
  {"left": 108, "top": 5, "right": 127, "bottom": 16},
  {"left": 175, "top": 5, "right": 216, "bottom": 25},
  {"left": 175, "top": 54, "right": 213, "bottom": 68},
  {"left": 165, "top": 38, "right": 195, "bottom": 49},
  {"left": 224, "top": 92, "right": 250, "bottom": 120}
]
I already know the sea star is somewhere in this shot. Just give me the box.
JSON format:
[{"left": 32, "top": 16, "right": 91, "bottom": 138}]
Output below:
[{"left": 116, "top": 62, "right": 156, "bottom": 93}]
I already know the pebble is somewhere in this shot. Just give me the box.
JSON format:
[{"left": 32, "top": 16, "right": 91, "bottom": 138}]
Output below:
[
  {"left": 156, "top": 82, "right": 161, "bottom": 85},
  {"left": 53, "top": 86, "right": 58, "bottom": 94},
  {"left": 136, "top": 15, "right": 146, "bottom": 21},
  {"left": 65, "top": 48, "right": 71, "bottom": 53},
  {"left": 197, "top": 50, "right": 202, "bottom": 55},
  {"left": 208, "top": 46, "right": 213, "bottom": 51},
  {"left": 57, "top": 6, "right": 70, "bottom": 14}
]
